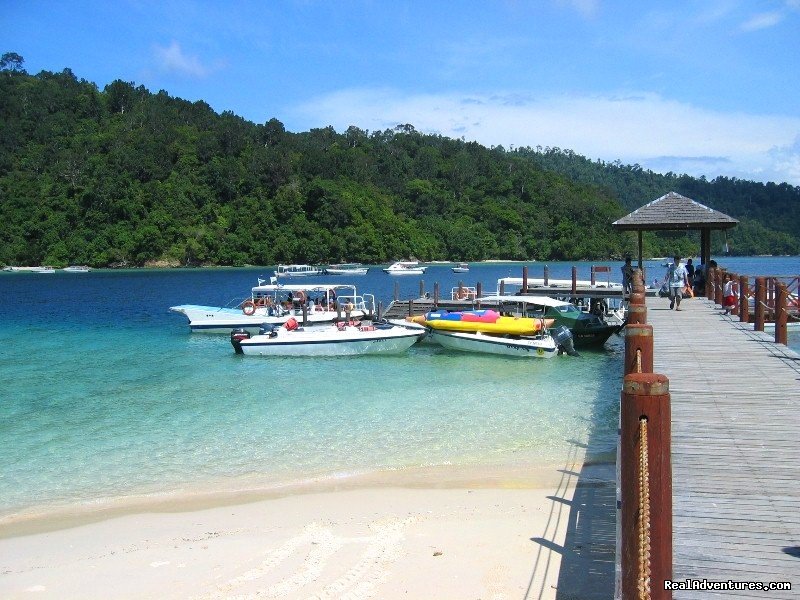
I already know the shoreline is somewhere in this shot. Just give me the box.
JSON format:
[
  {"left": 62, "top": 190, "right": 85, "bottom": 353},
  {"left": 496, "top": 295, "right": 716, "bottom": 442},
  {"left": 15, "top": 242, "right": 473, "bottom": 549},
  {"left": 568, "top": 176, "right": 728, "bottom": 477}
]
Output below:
[
  {"left": 0, "top": 457, "right": 601, "bottom": 539},
  {"left": 0, "top": 458, "right": 616, "bottom": 599}
]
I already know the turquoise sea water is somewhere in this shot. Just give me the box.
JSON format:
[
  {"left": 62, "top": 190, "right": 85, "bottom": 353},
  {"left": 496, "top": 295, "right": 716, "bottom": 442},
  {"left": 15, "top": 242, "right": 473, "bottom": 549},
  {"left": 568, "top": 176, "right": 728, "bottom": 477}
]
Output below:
[{"left": 0, "top": 257, "right": 797, "bottom": 522}]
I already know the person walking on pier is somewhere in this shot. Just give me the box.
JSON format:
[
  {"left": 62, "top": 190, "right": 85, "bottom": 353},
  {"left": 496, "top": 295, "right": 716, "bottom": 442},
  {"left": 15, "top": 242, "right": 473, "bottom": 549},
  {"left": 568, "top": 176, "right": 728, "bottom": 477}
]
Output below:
[
  {"left": 667, "top": 255, "right": 689, "bottom": 310},
  {"left": 621, "top": 256, "right": 634, "bottom": 295}
]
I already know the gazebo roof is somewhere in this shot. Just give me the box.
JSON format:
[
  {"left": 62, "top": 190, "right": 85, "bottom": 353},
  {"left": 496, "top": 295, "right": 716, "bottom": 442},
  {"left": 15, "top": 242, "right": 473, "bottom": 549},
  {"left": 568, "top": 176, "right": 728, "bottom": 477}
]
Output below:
[{"left": 612, "top": 191, "right": 739, "bottom": 231}]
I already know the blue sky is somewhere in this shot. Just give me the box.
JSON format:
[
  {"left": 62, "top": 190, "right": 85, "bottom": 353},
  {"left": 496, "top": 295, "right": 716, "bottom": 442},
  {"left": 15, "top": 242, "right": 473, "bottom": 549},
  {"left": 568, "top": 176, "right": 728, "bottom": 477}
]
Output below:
[{"left": 3, "top": 0, "right": 800, "bottom": 185}]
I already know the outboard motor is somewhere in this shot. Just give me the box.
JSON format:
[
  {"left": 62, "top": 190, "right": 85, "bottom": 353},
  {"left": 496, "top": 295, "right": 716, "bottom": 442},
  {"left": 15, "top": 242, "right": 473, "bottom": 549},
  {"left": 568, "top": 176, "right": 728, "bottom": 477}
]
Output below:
[
  {"left": 230, "top": 328, "right": 251, "bottom": 354},
  {"left": 552, "top": 325, "right": 579, "bottom": 357}
]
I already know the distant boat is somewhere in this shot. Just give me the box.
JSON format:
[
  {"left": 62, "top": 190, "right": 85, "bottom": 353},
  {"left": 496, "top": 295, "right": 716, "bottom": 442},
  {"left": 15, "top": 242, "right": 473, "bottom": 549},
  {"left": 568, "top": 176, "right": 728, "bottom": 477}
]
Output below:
[
  {"left": 62, "top": 265, "right": 91, "bottom": 273},
  {"left": 325, "top": 263, "right": 369, "bottom": 275},
  {"left": 275, "top": 264, "right": 324, "bottom": 278},
  {"left": 383, "top": 261, "right": 427, "bottom": 275},
  {"left": 451, "top": 263, "right": 470, "bottom": 273},
  {"left": 3, "top": 266, "right": 55, "bottom": 273}
]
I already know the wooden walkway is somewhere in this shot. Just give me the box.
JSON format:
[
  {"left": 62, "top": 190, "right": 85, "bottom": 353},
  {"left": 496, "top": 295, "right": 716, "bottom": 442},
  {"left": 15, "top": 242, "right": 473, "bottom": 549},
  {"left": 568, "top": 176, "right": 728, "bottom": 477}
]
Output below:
[{"left": 648, "top": 295, "right": 800, "bottom": 598}]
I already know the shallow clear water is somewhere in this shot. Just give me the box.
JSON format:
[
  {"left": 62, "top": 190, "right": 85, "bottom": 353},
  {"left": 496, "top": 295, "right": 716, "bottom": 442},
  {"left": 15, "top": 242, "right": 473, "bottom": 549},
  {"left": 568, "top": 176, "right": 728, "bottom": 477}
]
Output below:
[{"left": 0, "top": 257, "right": 796, "bottom": 519}]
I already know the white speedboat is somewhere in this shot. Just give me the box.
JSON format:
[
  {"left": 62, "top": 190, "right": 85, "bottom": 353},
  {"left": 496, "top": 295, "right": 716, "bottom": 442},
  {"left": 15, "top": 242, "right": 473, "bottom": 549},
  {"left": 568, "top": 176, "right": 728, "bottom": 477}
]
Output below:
[
  {"left": 231, "top": 320, "right": 424, "bottom": 356},
  {"left": 275, "top": 264, "right": 324, "bottom": 278},
  {"left": 3, "top": 266, "right": 55, "bottom": 273},
  {"left": 62, "top": 265, "right": 91, "bottom": 273},
  {"left": 170, "top": 282, "right": 373, "bottom": 333},
  {"left": 383, "top": 261, "right": 427, "bottom": 275},
  {"left": 428, "top": 329, "right": 559, "bottom": 358},
  {"left": 451, "top": 263, "right": 470, "bottom": 273},
  {"left": 326, "top": 263, "right": 369, "bottom": 275}
]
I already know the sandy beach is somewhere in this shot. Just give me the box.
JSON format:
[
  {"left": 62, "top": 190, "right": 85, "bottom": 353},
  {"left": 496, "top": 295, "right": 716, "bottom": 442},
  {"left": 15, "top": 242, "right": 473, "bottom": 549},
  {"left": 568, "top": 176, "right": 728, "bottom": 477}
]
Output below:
[{"left": 0, "top": 457, "right": 610, "bottom": 600}]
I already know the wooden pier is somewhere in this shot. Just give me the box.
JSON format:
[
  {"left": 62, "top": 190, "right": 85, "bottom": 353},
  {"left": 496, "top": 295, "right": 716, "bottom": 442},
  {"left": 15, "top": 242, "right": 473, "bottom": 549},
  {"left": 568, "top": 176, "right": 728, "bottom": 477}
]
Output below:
[{"left": 648, "top": 294, "right": 799, "bottom": 597}]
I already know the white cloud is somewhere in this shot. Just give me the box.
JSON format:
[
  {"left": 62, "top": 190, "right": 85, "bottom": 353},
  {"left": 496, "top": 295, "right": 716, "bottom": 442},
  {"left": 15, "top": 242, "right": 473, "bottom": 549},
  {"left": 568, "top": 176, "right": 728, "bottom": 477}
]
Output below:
[
  {"left": 740, "top": 11, "right": 783, "bottom": 31},
  {"left": 291, "top": 89, "right": 800, "bottom": 185},
  {"left": 153, "top": 41, "right": 214, "bottom": 77}
]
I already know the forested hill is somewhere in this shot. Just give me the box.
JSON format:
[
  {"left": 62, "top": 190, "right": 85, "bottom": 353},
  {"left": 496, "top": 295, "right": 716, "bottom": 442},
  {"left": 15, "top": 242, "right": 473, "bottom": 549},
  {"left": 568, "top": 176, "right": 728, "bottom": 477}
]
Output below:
[
  {"left": 1, "top": 61, "right": 797, "bottom": 267},
  {"left": 520, "top": 147, "right": 800, "bottom": 257}
]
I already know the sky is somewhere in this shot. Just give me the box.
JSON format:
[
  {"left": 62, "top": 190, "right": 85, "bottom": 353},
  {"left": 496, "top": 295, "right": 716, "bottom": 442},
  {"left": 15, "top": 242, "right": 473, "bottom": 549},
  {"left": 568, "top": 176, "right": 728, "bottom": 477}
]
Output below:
[{"left": 3, "top": 0, "right": 800, "bottom": 185}]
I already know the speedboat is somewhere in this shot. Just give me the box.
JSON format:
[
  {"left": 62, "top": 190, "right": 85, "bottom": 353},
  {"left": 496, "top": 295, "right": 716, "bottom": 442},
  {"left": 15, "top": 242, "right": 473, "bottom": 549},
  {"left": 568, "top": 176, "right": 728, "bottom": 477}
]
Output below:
[
  {"left": 427, "top": 329, "right": 559, "bottom": 358},
  {"left": 325, "top": 263, "right": 369, "bottom": 275},
  {"left": 62, "top": 265, "right": 91, "bottom": 273},
  {"left": 170, "top": 282, "right": 373, "bottom": 333},
  {"left": 275, "top": 264, "right": 324, "bottom": 278},
  {"left": 231, "top": 319, "right": 424, "bottom": 356},
  {"left": 3, "top": 266, "right": 55, "bottom": 273},
  {"left": 383, "top": 261, "right": 427, "bottom": 275},
  {"left": 480, "top": 295, "right": 622, "bottom": 348},
  {"left": 451, "top": 263, "right": 470, "bottom": 273}
]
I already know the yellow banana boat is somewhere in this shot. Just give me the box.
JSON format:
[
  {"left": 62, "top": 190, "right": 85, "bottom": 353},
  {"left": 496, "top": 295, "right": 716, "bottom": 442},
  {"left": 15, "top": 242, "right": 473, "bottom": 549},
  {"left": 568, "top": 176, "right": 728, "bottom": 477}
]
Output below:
[{"left": 409, "top": 314, "right": 554, "bottom": 335}]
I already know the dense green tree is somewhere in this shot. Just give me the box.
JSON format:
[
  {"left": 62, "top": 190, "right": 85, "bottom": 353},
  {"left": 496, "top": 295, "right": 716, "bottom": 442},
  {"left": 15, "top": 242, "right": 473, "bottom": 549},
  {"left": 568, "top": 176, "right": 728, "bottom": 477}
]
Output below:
[{"left": 0, "top": 56, "right": 796, "bottom": 268}]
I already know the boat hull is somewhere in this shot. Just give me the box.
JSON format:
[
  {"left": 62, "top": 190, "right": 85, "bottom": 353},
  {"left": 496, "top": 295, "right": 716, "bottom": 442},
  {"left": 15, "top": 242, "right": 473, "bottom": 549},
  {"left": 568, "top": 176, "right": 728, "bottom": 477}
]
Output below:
[
  {"left": 326, "top": 268, "right": 369, "bottom": 275},
  {"left": 237, "top": 327, "right": 423, "bottom": 356},
  {"left": 429, "top": 330, "right": 557, "bottom": 358},
  {"left": 170, "top": 304, "right": 366, "bottom": 333}
]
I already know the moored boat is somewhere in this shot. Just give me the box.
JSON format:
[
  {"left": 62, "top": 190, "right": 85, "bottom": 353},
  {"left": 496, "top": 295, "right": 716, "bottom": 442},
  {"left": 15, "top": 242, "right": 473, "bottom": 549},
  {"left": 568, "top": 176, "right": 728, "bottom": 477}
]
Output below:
[
  {"left": 427, "top": 329, "right": 559, "bottom": 358},
  {"left": 62, "top": 265, "right": 91, "bottom": 273},
  {"left": 383, "top": 261, "right": 427, "bottom": 275},
  {"left": 275, "top": 264, "right": 324, "bottom": 278},
  {"left": 170, "top": 282, "right": 373, "bottom": 333},
  {"left": 325, "top": 263, "right": 369, "bottom": 275},
  {"left": 480, "top": 295, "right": 622, "bottom": 348},
  {"left": 231, "top": 319, "right": 424, "bottom": 356},
  {"left": 451, "top": 263, "right": 470, "bottom": 273}
]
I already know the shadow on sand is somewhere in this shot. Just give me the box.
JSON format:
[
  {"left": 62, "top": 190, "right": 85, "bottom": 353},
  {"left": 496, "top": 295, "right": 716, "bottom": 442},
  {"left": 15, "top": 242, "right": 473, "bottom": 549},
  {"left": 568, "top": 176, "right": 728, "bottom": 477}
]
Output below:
[{"left": 524, "top": 401, "right": 618, "bottom": 599}]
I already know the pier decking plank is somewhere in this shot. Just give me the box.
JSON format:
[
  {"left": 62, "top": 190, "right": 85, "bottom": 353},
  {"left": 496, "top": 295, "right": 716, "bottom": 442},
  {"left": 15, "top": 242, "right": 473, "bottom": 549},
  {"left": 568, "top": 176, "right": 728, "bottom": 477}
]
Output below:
[{"left": 647, "top": 296, "right": 799, "bottom": 598}]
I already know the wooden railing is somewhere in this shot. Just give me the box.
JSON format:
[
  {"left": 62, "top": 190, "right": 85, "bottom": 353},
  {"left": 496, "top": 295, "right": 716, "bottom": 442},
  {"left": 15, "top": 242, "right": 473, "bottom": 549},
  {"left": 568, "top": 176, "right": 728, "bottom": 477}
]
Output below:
[{"left": 705, "top": 267, "right": 798, "bottom": 346}]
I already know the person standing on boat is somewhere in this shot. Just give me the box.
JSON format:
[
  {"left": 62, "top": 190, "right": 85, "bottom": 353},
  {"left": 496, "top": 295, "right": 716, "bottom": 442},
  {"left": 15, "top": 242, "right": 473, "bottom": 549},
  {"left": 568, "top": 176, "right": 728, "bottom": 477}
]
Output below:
[{"left": 667, "top": 255, "right": 689, "bottom": 311}]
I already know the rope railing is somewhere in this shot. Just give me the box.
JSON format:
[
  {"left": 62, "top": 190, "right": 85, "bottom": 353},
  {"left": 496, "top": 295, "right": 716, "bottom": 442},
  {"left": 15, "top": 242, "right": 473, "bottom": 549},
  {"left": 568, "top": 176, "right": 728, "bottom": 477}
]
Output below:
[
  {"left": 620, "top": 269, "right": 671, "bottom": 600},
  {"left": 638, "top": 417, "right": 652, "bottom": 600}
]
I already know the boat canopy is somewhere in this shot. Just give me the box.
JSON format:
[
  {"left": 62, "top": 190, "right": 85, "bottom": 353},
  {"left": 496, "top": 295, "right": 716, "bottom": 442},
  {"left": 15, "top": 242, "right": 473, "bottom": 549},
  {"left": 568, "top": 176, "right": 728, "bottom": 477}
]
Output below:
[
  {"left": 479, "top": 295, "right": 573, "bottom": 308},
  {"left": 252, "top": 282, "right": 357, "bottom": 293}
]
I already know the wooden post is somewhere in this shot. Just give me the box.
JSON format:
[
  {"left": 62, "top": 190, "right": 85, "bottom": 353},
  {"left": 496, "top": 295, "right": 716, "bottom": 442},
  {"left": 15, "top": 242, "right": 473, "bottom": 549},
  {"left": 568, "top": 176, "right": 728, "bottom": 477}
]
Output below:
[
  {"left": 754, "top": 277, "right": 765, "bottom": 332},
  {"left": 739, "top": 275, "right": 749, "bottom": 323},
  {"left": 591, "top": 265, "right": 597, "bottom": 286},
  {"left": 544, "top": 265, "right": 549, "bottom": 286},
  {"left": 628, "top": 304, "right": 647, "bottom": 325},
  {"left": 301, "top": 303, "right": 308, "bottom": 325},
  {"left": 377, "top": 301, "right": 383, "bottom": 320},
  {"left": 767, "top": 278, "right": 775, "bottom": 317},
  {"left": 433, "top": 282, "right": 440, "bottom": 308},
  {"left": 776, "top": 284, "right": 788, "bottom": 346},
  {"left": 407, "top": 299, "right": 413, "bottom": 317},
  {"left": 336, "top": 301, "right": 342, "bottom": 321},
  {"left": 394, "top": 281, "right": 399, "bottom": 302},
  {"left": 714, "top": 269, "right": 724, "bottom": 306},
  {"left": 522, "top": 266, "right": 528, "bottom": 293},
  {"left": 571, "top": 266, "right": 577, "bottom": 295},
  {"left": 419, "top": 280, "right": 425, "bottom": 299},
  {"left": 624, "top": 324, "right": 653, "bottom": 376},
  {"left": 499, "top": 280, "right": 506, "bottom": 295},
  {"left": 620, "top": 373, "right": 672, "bottom": 600},
  {"left": 476, "top": 281, "right": 483, "bottom": 309}
]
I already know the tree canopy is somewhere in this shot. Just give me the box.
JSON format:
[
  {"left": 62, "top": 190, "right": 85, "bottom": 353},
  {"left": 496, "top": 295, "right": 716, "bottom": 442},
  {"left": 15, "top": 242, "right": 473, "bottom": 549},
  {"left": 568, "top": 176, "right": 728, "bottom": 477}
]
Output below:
[{"left": 1, "top": 58, "right": 797, "bottom": 268}]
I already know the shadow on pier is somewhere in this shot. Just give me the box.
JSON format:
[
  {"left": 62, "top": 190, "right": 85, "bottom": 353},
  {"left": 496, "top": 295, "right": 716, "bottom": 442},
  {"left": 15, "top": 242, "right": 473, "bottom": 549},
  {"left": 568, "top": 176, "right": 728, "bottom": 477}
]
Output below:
[{"left": 524, "top": 366, "right": 618, "bottom": 599}]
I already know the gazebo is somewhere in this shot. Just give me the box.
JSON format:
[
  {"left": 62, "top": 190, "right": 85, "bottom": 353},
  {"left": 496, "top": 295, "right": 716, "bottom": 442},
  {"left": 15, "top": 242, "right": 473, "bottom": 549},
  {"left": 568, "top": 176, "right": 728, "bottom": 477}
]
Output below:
[{"left": 611, "top": 191, "right": 739, "bottom": 269}]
